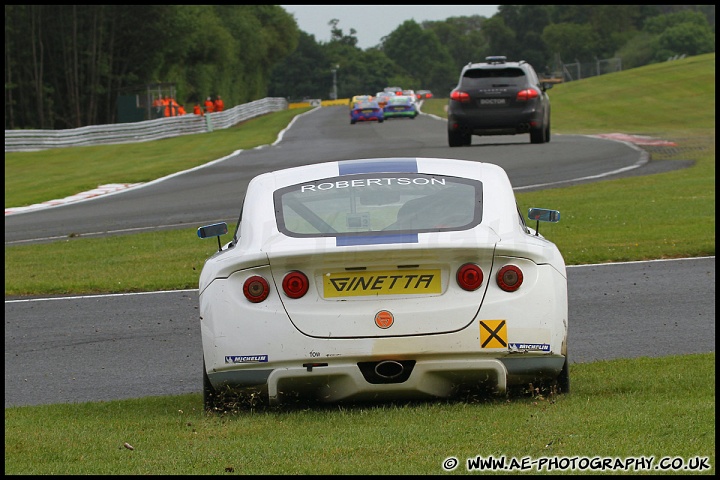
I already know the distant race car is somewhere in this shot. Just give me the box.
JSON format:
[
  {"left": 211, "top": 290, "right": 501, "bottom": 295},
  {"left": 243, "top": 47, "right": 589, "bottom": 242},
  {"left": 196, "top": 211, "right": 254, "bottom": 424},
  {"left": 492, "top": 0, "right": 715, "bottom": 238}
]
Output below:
[
  {"left": 416, "top": 89, "right": 433, "bottom": 100},
  {"left": 375, "top": 92, "right": 393, "bottom": 109},
  {"left": 383, "top": 86, "right": 403, "bottom": 95},
  {"left": 350, "top": 100, "right": 384, "bottom": 124},
  {"left": 383, "top": 95, "right": 418, "bottom": 119},
  {"left": 402, "top": 89, "right": 418, "bottom": 102},
  {"left": 349, "top": 94, "right": 373, "bottom": 109},
  {"left": 197, "top": 157, "right": 569, "bottom": 411}
]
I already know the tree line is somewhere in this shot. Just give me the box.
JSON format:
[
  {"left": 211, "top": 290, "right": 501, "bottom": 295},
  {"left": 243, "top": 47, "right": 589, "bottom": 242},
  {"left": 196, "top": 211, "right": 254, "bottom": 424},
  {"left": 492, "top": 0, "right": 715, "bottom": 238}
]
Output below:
[
  {"left": 4, "top": 5, "right": 298, "bottom": 130},
  {"left": 5, "top": 5, "right": 714, "bottom": 130}
]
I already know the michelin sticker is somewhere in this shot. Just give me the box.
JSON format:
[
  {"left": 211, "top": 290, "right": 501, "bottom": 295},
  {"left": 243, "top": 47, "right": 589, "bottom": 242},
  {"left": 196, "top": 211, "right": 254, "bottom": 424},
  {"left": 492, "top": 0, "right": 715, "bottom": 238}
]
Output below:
[
  {"left": 509, "top": 343, "right": 550, "bottom": 352},
  {"left": 225, "top": 355, "right": 269, "bottom": 364}
]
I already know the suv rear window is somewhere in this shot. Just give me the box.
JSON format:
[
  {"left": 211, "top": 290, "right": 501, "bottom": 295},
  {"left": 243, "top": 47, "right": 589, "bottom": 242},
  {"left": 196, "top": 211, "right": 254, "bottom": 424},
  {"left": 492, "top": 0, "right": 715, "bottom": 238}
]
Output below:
[
  {"left": 463, "top": 67, "right": 525, "bottom": 79},
  {"left": 461, "top": 67, "right": 525, "bottom": 88}
]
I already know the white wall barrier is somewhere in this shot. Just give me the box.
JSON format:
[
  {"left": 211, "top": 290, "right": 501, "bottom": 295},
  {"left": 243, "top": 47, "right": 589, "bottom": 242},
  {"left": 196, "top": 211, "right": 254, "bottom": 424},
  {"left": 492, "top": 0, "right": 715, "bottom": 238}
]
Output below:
[{"left": 4, "top": 97, "right": 288, "bottom": 153}]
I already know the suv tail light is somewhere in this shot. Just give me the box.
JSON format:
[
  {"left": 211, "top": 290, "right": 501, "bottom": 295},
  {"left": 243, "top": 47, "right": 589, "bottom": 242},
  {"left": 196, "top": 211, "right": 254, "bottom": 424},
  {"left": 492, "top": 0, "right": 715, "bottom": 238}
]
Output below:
[
  {"left": 450, "top": 90, "right": 471, "bottom": 103},
  {"left": 244, "top": 275, "right": 270, "bottom": 303},
  {"left": 456, "top": 263, "right": 484, "bottom": 291},
  {"left": 516, "top": 89, "right": 539, "bottom": 101},
  {"left": 496, "top": 265, "right": 523, "bottom": 292},
  {"left": 282, "top": 271, "right": 309, "bottom": 299}
]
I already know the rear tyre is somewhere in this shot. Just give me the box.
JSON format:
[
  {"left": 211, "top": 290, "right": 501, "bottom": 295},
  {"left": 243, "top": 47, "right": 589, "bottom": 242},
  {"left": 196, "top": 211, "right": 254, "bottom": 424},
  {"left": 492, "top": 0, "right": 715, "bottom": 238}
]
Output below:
[
  {"left": 203, "top": 359, "right": 222, "bottom": 413},
  {"left": 530, "top": 124, "right": 546, "bottom": 144},
  {"left": 556, "top": 355, "right": 570, "bottom": 394},
  {"left": 544, "top": 118, "right": 551, "bottom": 143},
  {"left": 350, "top": 119, "right": 356, "bottom": 125},
  {"left": 448, "top": 130, "right": 469, "bottom": 147}
]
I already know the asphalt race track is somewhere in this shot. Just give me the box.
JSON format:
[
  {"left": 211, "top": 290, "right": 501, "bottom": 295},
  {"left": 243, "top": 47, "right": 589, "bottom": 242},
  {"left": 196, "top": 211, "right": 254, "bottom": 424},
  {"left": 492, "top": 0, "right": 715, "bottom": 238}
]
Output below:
[
  {"left": 4, "top": 106, "right": 715, "bottom": 407},
  {"left": 4, "top": 106, "right": 670, "bottom": 245}
]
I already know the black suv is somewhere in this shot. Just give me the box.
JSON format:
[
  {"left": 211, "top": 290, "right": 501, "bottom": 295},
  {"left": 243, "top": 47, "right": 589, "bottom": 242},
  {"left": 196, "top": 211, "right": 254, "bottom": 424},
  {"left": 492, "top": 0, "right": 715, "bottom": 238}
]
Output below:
[{"left": 447, "top": 56, "right": 552, "bottom": 147}]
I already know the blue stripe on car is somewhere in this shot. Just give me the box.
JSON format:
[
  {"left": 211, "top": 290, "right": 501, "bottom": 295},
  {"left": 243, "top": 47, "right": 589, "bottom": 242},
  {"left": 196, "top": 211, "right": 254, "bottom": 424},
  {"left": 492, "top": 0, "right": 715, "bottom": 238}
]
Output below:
[
  {"left": 338, "top": 158, "right": 418, "bottom": 175},
  {"left": 337, "top": 233, "right": 418, "bottom": 246}
]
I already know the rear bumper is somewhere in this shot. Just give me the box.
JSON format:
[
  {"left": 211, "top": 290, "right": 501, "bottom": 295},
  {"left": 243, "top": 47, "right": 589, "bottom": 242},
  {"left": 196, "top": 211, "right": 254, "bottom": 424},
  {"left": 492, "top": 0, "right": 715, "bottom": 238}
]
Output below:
[
  {"left": 352, "top": 115, "right": 382, "bottom": 122},
  {"left": 448, "top": 105, "right": 543, "bottom": 135},
  {"left": 384, "top": 111, "right": 416, "bottom": 118},
  {"left": 207, "top": 354, "right": 565, "bottom": 405}
]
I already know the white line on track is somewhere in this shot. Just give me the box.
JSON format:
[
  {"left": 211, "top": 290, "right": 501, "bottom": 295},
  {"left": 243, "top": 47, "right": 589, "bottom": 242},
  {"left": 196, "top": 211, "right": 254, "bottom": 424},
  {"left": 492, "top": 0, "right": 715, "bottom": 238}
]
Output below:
[{"left": 4, "top": 108, "right": 314, "bottom": 217}]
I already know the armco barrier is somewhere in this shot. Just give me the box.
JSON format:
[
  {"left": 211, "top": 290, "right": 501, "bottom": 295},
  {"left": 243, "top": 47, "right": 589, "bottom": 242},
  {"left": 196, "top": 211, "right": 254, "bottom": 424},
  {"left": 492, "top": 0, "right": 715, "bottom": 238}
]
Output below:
[{"left": 4, "top": 97, "right": 289, "bottom": 153}]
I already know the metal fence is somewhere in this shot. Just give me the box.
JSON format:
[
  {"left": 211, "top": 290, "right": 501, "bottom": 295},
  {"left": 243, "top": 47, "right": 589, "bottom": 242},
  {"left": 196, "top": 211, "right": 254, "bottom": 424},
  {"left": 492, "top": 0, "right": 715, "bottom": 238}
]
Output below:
[
  {"left": 561, "top": 57, "right": 623, "bottom": 82},
  {"left": 4, "top": 97, "right": 288, "bottom": 153}
]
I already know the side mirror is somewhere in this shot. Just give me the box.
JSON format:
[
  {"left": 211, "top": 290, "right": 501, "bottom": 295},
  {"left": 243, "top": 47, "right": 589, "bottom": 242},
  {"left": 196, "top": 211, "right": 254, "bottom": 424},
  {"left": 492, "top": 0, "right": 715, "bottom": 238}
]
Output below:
[
  {"left": 528, "top": 208, "right": 560, "bottom": 222},
  {"left": 197, "top": 222, "right": 228, "bottom": 251},
  {"left": 527, "top": 208, "right": 560, "bottom": 236}
]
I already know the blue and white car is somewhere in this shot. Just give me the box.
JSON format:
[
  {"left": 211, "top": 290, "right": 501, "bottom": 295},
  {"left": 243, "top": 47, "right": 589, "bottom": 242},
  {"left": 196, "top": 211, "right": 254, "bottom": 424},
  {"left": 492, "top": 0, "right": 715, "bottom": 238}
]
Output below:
[
  {"left": 197, "top": 157, "right": 568, "bottom": 411},
  {"left": 383, "top": 95, "right": 418, "bottom": 119},
  {"left": 350, "top": 100, "right": 384, "bottom": 124}
]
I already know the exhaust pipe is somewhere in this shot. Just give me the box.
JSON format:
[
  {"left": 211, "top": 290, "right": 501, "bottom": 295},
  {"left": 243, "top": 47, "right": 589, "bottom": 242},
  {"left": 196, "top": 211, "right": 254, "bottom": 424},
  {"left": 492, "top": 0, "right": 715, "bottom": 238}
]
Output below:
[{"left": 374, "top": 360, "right": 405, "bottom": 379}]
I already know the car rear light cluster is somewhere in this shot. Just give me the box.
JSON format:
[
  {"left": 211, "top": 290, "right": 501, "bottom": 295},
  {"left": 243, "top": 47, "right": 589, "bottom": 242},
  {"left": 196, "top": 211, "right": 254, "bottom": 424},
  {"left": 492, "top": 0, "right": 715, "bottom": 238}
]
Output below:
[
  {"left": 450, "top": 90, "right": 471, "bottom": 103},
  {"left": 456, "top": 263, "right": 483, "bottom": 291},
  {"left": 455, "top": 263, "right": 524, "bottom": 292},
  {"left": 242, "top": 271, "right": 309, "bottom": 303},
  {"left": 516, "top": 88, "right": 539, "bottom": 101},
  {"left": 243, "top": 275, "right": 270, "bottom": 303},
  {"left": 496, "top": 265, "right": 523, "bottom": 292},
  {"left": 282, "top": 271, "right": 309, "bottom": 298}
]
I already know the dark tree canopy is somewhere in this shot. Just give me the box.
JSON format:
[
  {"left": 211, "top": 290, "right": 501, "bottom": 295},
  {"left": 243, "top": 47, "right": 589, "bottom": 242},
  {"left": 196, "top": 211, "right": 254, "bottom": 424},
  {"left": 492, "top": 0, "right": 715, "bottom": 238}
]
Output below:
[
  {"left": 5, "top": 5, "right": 298, "bottom": 129},
  {"left": 5, "top": 5, "right": 714, "bottom": 130}
]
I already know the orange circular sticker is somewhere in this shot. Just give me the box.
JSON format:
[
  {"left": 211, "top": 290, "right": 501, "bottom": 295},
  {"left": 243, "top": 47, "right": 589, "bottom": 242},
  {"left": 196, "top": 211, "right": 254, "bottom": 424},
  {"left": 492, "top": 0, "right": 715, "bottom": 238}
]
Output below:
[{"left": 375, "top": 310, "right": 394, "bottom": 329}]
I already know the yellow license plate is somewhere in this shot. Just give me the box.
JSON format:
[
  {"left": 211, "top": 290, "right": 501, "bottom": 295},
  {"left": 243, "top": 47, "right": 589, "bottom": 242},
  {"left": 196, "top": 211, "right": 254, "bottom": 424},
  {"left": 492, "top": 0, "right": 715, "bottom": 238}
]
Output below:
[{"left": 323, "top": 269, "right": 441, "bottom": 298}]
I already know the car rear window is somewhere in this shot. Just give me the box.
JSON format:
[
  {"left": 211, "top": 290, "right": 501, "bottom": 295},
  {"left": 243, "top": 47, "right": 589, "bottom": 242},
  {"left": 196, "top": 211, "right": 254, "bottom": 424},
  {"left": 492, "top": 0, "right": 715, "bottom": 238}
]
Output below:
[
  {"left": 274, "top": 173, "right": 482, "bottom": 237},
  {"left": 461, "top": 67, "right": 525, "bottom": 88}
]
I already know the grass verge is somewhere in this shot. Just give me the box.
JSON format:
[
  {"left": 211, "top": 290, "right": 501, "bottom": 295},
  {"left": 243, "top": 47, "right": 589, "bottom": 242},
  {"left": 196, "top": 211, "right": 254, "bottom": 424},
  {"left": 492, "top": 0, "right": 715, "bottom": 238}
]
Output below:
[{"left": 4, "top": 353, "right": 715, "bottom": 475}]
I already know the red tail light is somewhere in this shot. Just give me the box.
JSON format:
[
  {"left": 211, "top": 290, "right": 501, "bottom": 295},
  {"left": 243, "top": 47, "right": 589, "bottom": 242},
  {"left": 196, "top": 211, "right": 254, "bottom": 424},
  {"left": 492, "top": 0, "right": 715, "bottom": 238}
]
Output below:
[
  {"left": 516, "top": 89, "right": 539, "bottom": 101},
  {"left": 496, "top": 265, "right": 523, "bottom": 292},
  {"left": 450, "top": 90, "right": 471, "bottom": 103},
  {"left": 243, "top": 275, "right": 270, "bottom": 303},
  {"left": 456, "top": 263, "right": 484, "bottom": 291},
  {"left": 282, "top": 271, "right": 309, "bottom": 299}
]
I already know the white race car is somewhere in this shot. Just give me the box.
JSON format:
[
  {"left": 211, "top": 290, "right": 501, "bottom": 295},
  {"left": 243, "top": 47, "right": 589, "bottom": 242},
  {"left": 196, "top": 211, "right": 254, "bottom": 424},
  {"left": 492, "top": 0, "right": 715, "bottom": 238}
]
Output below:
[{"left": 197, "top": 157, "right": 568, "bottom": 411}]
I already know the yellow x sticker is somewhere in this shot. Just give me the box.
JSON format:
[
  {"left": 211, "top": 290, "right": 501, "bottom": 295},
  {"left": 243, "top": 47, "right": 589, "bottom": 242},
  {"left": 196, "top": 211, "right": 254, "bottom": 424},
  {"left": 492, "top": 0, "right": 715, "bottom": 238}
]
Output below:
[{"left": 479, "top": 320, "right": 507, "bottom": 349}]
